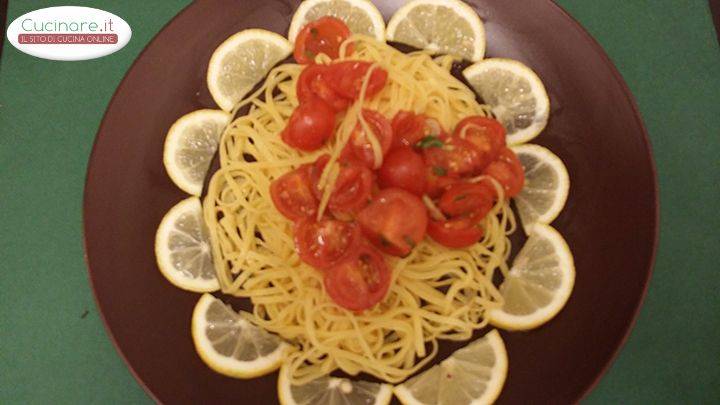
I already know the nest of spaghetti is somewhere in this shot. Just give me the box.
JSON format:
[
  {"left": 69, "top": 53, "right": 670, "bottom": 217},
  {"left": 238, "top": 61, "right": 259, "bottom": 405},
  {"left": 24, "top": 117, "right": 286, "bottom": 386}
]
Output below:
[{"left": 204, "top": 35, "right": 515, "bottom": 384}]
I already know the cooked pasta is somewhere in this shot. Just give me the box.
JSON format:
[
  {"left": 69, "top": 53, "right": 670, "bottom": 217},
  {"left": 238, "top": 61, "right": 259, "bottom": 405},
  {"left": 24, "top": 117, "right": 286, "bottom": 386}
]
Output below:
[{"left": 203, "top": 34, "right": 515, "bottom": 384}]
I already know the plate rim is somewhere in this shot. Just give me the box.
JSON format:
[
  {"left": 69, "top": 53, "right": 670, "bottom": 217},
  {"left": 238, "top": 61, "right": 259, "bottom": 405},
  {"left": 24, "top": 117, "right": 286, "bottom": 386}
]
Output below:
[{"left": 81, "top": 0, "right": 660, "bottom": 403}]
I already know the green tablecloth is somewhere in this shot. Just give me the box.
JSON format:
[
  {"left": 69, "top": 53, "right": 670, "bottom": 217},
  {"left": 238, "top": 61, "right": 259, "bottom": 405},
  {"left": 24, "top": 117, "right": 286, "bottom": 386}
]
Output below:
[{"left": 1, "top": 0, "right": 718, "bottom": 403}]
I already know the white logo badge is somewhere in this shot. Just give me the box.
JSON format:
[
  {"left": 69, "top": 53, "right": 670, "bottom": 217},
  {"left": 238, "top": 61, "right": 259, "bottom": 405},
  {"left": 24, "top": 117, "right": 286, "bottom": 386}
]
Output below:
[{"left": 6, "top": 6, "right": 132, "bottom": 61}]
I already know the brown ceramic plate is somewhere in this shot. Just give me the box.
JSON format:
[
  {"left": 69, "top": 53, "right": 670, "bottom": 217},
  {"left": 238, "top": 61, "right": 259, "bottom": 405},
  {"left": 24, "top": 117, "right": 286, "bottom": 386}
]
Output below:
[{"left": 83, "top": 0, "right": 658, "bottom": 403}]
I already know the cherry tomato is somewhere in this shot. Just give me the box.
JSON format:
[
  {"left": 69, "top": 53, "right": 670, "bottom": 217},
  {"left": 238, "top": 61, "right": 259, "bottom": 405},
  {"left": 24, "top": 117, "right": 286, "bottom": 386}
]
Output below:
[
  {"left": 438, "top": 180, "right": 495, "bottom": 218},
  {"left": 281, "top": 99, "right": 336, "bottom": 151},
  {"left": 343, "top": 109, "right": 393, "bottom": 169},
  {"left": 391, "top": 111, "right": 445, "bottom": 149},
  {"left": 324, "top": 243, "right": 391, "bottom": 311},
  {"left": 357, "top": 188, "right": 428, "bottom": 257},
  {"left": 453, "top": 116, "right": 506, "bottom": 170},
  {"left": 270, "top": 165, "right": 318, "bottom": 220},
  {"left": 427, "top": 215, "right": 485, "bottom": 248},
  {"left": 425, "top": 170, "right": 462, "bottom": 198},
  {"left": 482, "top": 147, "right": 525, "bottom": 198},
  {"left": 422, "top": 136, "right": 484, "bottom": 177},
  {"left": 327, "top": 61, "right": 388, "bottom": 100},
  {"left": 294, "top": 17, "right": 352, "bottom": 64},
  {"left": 310, "top": 155, "right": 374, "bottom": 215},
  {"left": 378, "top": 147, "right": 427, "bottom": 196},
  {"left": 297, "top": 64, "right": 350, "bottom": 111},
  {"left": 294, "top": 217, "right": 361, "bottom": 270}
]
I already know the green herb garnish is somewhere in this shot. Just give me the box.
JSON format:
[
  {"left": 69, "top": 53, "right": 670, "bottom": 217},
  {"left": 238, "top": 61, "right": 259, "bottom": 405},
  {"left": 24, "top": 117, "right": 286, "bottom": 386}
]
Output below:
[
  {"left": 432, "top": 166, "right": 448, "bottom": 176},
  {"left": 416, "top": 135, "right": 444, "bottom": 149}
]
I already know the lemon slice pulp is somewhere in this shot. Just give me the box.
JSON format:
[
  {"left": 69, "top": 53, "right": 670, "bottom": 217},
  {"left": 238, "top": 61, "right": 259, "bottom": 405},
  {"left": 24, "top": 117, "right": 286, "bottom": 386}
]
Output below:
[
  {"left": 488, "top": 224, "right": 575, "bottom": 331},
  {"left": 163, "top": 109, "right": 230, "bottom": 196},
  {"left": 288, "top": 0, "right": 386, "bottom": 42},
  {"left": 463, "top": 58, "right": 550, "bottom": 145},
  {"left": 386, "top": 0, "right": 486, "bottom": 61},
  {"left": 511, "top": 143, "right": 570, "bottom": 233},
  {"left": 192, "top": 293, "right": 288, "bottom": 378},
  {"left": 278, "top": 364, "right": 393, "bottom": 405},
  {"left": 394, "top": 329, "right": 508, "bottom": 405},
  {"left": 155, "top": 197, "right": 219, "bottom": 292},
  {"left": 207, "top": 29, "right": 292, "bottom": 111}
]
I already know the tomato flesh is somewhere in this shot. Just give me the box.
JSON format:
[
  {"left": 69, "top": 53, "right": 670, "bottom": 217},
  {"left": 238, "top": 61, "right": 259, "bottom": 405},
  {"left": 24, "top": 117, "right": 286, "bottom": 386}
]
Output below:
[
  {"left": 453, "top": 116, "right": 506, "bottom": 170},
  {"left": 281, "top": 99, "right": 336, "bottom": 151},
  {"left": 378, "top": 147, "right": 427, "bottom": 196},
  {"left": 438, "top": 180, "right": 496, "bottom": 218},
  {"left": 327, "top": 61, "right": 388, "bottom": 100},
  {"left": 270, "top": 165, "right": 318, "bottom": 220},
  {"left": 310, "top": 155, "right": 374, "bottom": 215},
  {"left": 343, "top": 109, "right": 393, "bottom": 169},
  {"left": 422, "top": 136, "right": 484, "bottom": 177},
  {"left": 294, "top": 17, "right": 352, "bottom": 64},
  {"left": 357, "top": 188, "right": 428, "bottom": 257},
  {"left": 297, "top": 64, "right": 350, "bottom": 111},
  {"left": 427, "top": 215, "right": 485, "bottom": 248},
  {"left": 324, "top": 243, "right": 391, "bottom": 311},
  {"left": 294, "top": 218, "right": 361, "bottom": 269},
  {"left": 391, "top": 111, "right": 445, "bottom": 149},
  {"left": 482, "top": 147, "right": 525, "bottom": 198}
]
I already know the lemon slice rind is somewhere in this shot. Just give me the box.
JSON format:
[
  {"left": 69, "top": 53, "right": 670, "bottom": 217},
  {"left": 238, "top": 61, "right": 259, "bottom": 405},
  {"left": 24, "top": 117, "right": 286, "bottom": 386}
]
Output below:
[
  {"left": 163, "top": 109, "right": 230, "bottom": 196},
  {"left": 288, "top": 0, "right": 386, "bottom": 43},
  {"left": 155, "top": 197, "right": 219, "bottom": 293},
  {"left": 192, "top": 293, "right": 288, "bottom": 379},
  {"left": 511, "top": 143, "right": 570, "bottom": 234},
  {"left": 207, "top": 29, "right": 292, "bottom": 111},
  {"left": 488, "top": 224, "right": 575, "bottom": 331},
  {"left": 463, "top": 58, "right": 550, "bottom": 145},
  {"left": 386, "top": 0, "right": 486, "bottom": 61}
]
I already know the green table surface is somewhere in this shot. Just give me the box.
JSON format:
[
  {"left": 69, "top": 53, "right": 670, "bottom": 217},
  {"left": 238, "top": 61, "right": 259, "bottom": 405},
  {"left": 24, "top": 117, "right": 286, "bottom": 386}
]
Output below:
[{"left": 1, "top": 0, "right": 719, "bottom": 403}]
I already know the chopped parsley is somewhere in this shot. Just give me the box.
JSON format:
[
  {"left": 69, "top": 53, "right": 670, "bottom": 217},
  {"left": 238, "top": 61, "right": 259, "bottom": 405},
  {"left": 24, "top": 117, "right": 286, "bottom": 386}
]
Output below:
[
  {"left": 432, "top": 166, "right": 448, "bottom": 176},
  {"left": 416, "top": 135, "right": 444, "bottom": 149}
]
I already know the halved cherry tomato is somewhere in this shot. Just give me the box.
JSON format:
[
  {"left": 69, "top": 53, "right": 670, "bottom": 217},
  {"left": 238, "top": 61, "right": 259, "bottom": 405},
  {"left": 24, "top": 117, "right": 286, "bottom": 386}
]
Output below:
[
  {"left": 324, "top": 243, "right": 391, "bottom": 311},
  {"left": 427, "top": 215, "right": 485, "bottom": 248},
  {"left": 281, "top": 98, "right": 336, "bottom": 151},
  {"left": 294, "top": 217, "right": 361, "bottom": 270},
  {"left": 327, "top": 61, "right": 388, "bottom": 100},
  {"left": 297, "top": 64, "right": 349, "bottom": 111},
  {"left": 422, "top": 136, "right": 484, "bottom": 177},
  {"left": 391, "top": 111, "right": 445, "bottom": 149},
  {"left": 438, "top": 180, "right": 495, "bottom": 218},
  {"left": 482, "top": 147, "right": 525, "bottom": 198},
  {"left": 294, "top": 17, "right": 352, "bottom": 64},
  {"left": 378, "top": 147, "right": 426, "bottom": 196},
  {"left": 270, "top": 165, "right": 318, "bottom": 220},
  {"left": 453, "top": 116, "right": 506, "bottom": 170},
  {"left": 357, "top": 188, "right": 428, "bottom": 257},
  {"left": 342, "top": 109, "right": 393, "bottom": 169},
  {"left": 425, "top": 170, "right": 462, "bottom": 199},
  {"left": 310, "top": 155, "right": 374, "bottom": 215}
]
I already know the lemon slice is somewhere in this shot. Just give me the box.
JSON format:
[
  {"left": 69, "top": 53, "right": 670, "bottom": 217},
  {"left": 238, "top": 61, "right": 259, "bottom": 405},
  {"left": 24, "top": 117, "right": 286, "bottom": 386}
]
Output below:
[
  {"left": 463, "top": 58, "right": 550, "bottom": 145},
  {"left": 278, "top": 364, "right": 392, "bottom": 405},
  {"left": 163, "top": 109, "right": 230, "bottom": 196},
  {"left": 155, "top": 197, "right": 219, "bottom": 292},
  {"left": 511, "top": 144, "right": 570, "bottom": 234},
  {"left": 288, "top": 0, "right": 386, "bottom": 42},
  {"left": 394, "top": 330, "right": 508, "bottom": 405},
  {"left": 488, "top": 224, "right": 574, "bottom": 331},
  {"left": 207, "top": 29, "right": 292, "bottom": 111},
  {"left": 192, "top": 293, "right": 288, "bottom": 378},
  {"left": 386, "top": 0, "right": 485, "bottom": 61}
]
